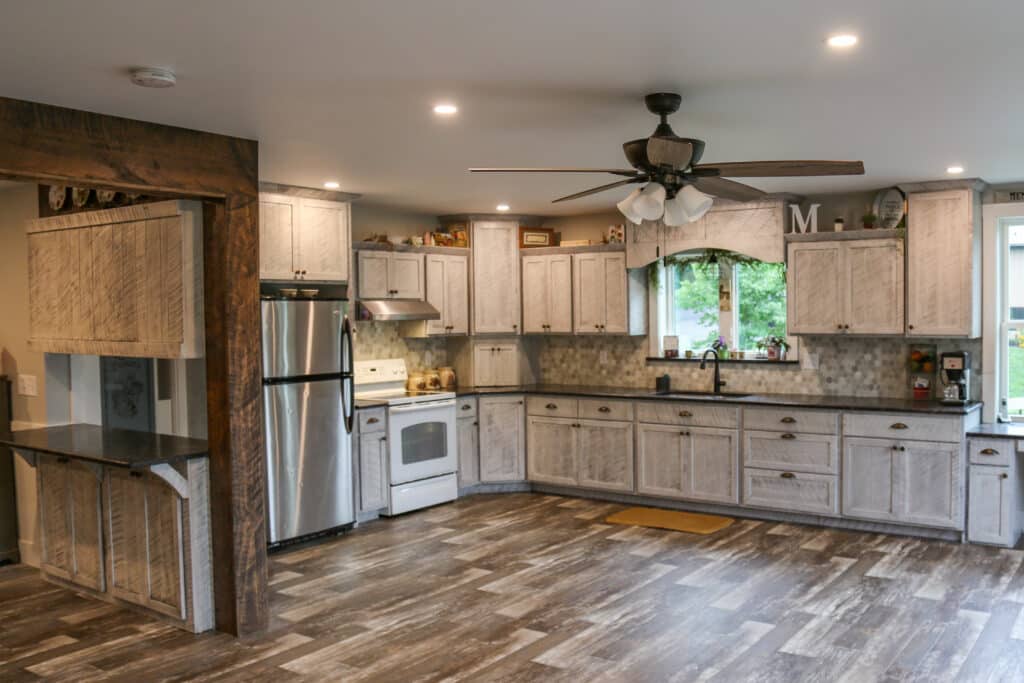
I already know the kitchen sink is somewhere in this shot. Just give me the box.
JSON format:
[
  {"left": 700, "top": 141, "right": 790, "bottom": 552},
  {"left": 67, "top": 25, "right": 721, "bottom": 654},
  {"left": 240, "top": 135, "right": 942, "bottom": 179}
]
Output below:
[{"left": 654, "top": 391, "right": 752, "bottom": 399}]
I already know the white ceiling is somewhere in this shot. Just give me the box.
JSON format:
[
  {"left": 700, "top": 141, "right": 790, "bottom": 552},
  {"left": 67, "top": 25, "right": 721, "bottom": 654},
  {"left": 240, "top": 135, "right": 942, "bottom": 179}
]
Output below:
[{"left": 1, "top": 1, "right": 1022, "bottom": 215}]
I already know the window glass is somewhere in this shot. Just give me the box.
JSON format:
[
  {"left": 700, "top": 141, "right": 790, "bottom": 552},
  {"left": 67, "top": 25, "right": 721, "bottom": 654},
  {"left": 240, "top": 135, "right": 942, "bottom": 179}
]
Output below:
[
  {"left": 736, "top": 262, "right": 787, "bottom": 350},
  {"left": 1010, "top": 224, "right": 1024, "bottom": 322},
  {"left": 1009, "top": 330, "right": 1023, "bottom": 418},
  {"left": 668, "top": 262, "right": 719, "bottom": 350}
]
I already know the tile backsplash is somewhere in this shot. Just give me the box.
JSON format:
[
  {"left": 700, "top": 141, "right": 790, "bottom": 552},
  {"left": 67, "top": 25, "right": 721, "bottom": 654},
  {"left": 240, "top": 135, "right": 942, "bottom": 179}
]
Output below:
[{"left": 352, "top": 321, "right": 448, "bottom": 371}]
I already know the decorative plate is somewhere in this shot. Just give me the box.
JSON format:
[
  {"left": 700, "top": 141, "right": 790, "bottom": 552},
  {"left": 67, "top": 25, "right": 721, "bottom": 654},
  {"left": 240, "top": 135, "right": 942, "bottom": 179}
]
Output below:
[
  {"left": 72, "top": 187, "right": 92, "bottom": 208},
  {"left": 95, "top": 189, "right": 117, "bottom": 205},
  {"left": 873, "top": 187, "right": 906, "bottom": 230},
  {"left": 48, "top": 185, "right": 67, "bottom": 211}
]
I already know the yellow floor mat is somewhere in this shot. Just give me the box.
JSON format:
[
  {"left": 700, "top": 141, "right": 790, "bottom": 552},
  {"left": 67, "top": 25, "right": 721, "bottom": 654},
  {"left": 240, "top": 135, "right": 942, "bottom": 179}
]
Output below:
[{"left": 605, "top": 507, "right": 734, "bottom": 535}]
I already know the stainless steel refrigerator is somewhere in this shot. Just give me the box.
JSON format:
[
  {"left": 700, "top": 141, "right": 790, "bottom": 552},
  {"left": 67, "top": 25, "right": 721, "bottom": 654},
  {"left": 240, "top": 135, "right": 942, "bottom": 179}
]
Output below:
[{"left": 262, "top": 297, "right": 354, "bottom": 545}]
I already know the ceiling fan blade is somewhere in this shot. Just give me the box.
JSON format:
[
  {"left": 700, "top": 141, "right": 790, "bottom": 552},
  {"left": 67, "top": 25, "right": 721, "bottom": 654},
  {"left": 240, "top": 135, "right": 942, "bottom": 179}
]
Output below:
[
  {"left": 692, "top": 177, "right": 766, "bottom": 202},
  {"left": 551, "top": 177, "right": 646, "bottom": 203},
  {"left": 470, "top": 167, "right": 641, "bottom": 178},
  {"left": 646, "top": 137, "right": 693, "bottom": 169},
  {"left": 693, "top": 160, "right": 865, "bottom": 177}
]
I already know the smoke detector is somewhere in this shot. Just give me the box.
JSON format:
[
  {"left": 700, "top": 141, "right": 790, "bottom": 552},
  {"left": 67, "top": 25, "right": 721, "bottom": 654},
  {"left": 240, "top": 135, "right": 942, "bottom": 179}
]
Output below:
[{"left": 130, "top": 67, "right": 176, "bottom": 88}]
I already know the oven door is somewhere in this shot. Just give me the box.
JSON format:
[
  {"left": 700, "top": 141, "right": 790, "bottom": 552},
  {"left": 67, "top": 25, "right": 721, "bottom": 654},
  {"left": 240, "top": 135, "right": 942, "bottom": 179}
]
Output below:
[{"left": 387, "top": 399, "right": 457, "bottom": 485}]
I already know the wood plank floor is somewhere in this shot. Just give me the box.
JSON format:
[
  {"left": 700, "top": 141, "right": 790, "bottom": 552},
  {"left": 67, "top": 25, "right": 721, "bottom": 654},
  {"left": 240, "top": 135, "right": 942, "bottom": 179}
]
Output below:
[{"left": 4, "top": 492, "right": 1024, "bottom": 681}]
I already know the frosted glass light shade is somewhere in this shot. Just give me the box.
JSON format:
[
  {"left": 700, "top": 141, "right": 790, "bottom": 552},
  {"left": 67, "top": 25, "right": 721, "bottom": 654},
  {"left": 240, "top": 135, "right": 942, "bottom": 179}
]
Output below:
[
  {"left": 663, "top": 195, "right": 690, "bottom": 226},
  {"left": 678, "top": 185, "right": 713, "bottom": 222},
  {"left": 634, "top": 182, "right": 666, "bottom": 221},
  {"left": 616, "top": 187, "right": 643, "bottom": 224}
]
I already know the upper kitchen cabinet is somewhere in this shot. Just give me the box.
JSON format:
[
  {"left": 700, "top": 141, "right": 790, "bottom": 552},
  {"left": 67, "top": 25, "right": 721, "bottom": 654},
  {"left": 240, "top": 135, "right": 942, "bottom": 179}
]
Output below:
[
  {"left": 401, "top": 251, "right": 469, "bottom": 336},
  {"left": 471, "top": 221, "right": 521, "bottom": 334},
  {"left": 259, "top": 192, "right": 351, "bottom": 283},
  {"left": 521, "top": 253, "right": 572, "bottom": 334},
  {"left": 572, "top": 250, "right": 646, "bottom": 335},
  {"left": 787, "top": 234, "right": 904, "bottom": 335},
  {"left": 904, "top": 185, "right": 983, "bottom": 337},
  {"left": 356, "top": 249, "right": 424, "bottom": 300},
  {"left": 27, "top": 200, "right": 204, "bottom": 359}
]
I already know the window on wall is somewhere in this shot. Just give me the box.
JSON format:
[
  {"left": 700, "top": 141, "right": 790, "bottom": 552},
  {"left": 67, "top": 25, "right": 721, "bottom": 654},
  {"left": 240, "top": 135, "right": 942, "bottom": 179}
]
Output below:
[
  {"left": 1003, "top": 223, "right": 1024, "bottom": 420},
  {"left": 659, "top": 254, "right": 789, "bottom": 356}
]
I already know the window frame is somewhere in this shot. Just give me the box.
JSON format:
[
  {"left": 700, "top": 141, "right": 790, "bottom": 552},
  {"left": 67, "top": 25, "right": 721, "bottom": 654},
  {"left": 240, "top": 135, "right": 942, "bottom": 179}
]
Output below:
[
  {"left": 982, "top": 202, "right": 1024, "bottom": 423},
  {"left": 999, "top": 221, "right": 1024, "bottom": 421}
]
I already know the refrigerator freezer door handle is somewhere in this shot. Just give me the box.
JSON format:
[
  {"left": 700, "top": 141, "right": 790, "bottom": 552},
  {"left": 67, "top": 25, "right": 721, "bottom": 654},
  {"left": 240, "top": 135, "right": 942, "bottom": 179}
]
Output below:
[{"left": 341, "top": 315, "right": 355, "bottom": 433}]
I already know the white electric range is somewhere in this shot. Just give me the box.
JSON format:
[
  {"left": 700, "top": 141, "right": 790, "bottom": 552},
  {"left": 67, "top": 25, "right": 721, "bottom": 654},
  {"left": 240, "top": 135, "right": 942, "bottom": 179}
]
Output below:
[{"left": 353, "top": 359, "right": 457, "bottom": 515}]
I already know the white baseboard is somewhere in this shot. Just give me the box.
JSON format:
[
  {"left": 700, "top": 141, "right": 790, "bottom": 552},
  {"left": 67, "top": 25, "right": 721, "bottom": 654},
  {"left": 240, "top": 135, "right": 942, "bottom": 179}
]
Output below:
[{"left": 18, "top": 539, "right": 39, "bottom": 568}]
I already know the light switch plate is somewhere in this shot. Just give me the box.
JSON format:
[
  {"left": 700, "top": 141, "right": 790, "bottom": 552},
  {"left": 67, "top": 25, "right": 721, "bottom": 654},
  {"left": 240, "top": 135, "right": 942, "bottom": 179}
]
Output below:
[{"left": 17, "top": 374, "right": 38, "bottom": 397}]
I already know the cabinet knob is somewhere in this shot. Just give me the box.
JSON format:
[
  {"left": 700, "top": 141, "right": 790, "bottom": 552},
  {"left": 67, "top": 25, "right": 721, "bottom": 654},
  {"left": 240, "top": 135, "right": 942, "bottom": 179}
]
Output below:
[
  {"left": 595, "top": 324, "right": 601, "bottom": 329},
  {"left": 889, "top": 422, "right": 909, "bottom": 430},
  {"left": 679, "top": 431, "right": 690, "bottom": 436},
  {"left": 908, "top": 324, "right": 915, "bottom": 330},
  {"left": 301, "top": 270, "right": 307, "bottom": 275},
  {"left": 780, "top": 472, "right": 796, "bottom": 479},
  {"left": 545, "top": 403, "right": 558, "bottom": 410},
  {"left": 899, "top": 446, "right": 906, "bottom": 451},
  {"left": 598, "top": 406, "right": 611, "bottom": 413},
  {"left": 780, "top": 433, "right": 796, "bottom": 440},
  {"left": 679, "top": 410, "right": 693, "bottom": 418},
  {"left": 837, "top": 324, "right": 843, "bottom": 330},
  {"left": 1001, "top": 473, "right": 1009, "bottom": 480},
  {"left": 780, "top": 416, "right": 796, "bottom": 424},
  {"left": 512, "top": 324, "right": 517, "bottom": 330},
  {"left": 473, "top": 421, "right": 478, "bottom": 426},
  {"left": 518, "top": 400, "right": 524, "bottom": 405},
  {"left": 980, "top": 448, "right": 999, "bottom": 455},
  {"left": 380, "top": 436, "right": 387, "bottom": 442}
]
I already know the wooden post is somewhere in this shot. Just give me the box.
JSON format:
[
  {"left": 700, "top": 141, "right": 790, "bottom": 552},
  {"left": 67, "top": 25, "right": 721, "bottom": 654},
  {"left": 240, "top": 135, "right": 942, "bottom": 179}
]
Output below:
[{"left": 0, "top": 97, "right": 267, "bottom": 635}]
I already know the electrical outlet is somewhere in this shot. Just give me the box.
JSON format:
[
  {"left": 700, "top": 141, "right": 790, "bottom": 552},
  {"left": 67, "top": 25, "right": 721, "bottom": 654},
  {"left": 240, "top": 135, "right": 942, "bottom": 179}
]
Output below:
[{"left": 17, "top": 374, "right": 38, "bottom": 397}]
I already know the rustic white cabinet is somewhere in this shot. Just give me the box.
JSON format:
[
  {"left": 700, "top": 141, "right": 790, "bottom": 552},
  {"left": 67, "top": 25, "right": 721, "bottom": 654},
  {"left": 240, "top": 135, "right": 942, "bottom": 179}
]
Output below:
[
  {"left": 472, "top": 342, "right": 521, "bottom": 387},
  {"left": 787, "top": 236, "right": 904, "bottom": 335},
  {"left": 522, "top": 254, "right": 573, "bottom": 334},
  {"left": 456, "top": 398, "right": 479, "bottom": 488},
  {"left": 968, "top": 465, "right": 1016, "bottom": 547},
  {"left": 905, "top": 188, "right": 981, "bottom": 337},
  {"left": 472, "top": 221, "right": 521, "bottom": 334},
  {"left": 527, "top": 410, "right": 634, "bottom": 493},
  {"left": 577, "top": 419, "right": 634, "bottom": 492},
  {"left": 573, "top": 251, "right": 645, "bottom": 335},
  {"left": 355, "top": 407, "right": 388, "bottom": 513},
  {"left": 479, "top": 396, "right": 526, "bottom": 482},
  {"left": 842, "top": 437, "right": 899, "bottom": 522},
  {"left": 526, "top": 416, "right": 578, "bottom": 486},
  {"left": 259, "top": 193, "right": 350, "bottom": 282},
  {"left": 356, "top": 250, "right": 424, "bottom": 300},
  {"left": 636, "top": 424, "right": 737, "bottom": 504},
  {"left": 37, "top": 456, "right": 104, "bottom": 591},
  {"left": 401, "top": 252, "right": 468, "bottom": 337}
]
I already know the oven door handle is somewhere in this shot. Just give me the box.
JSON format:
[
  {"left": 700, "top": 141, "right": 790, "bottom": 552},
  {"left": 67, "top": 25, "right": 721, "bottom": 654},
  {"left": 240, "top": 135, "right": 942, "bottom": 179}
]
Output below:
[{"left": 388, "top": 399, "right": 456, "bottom": 413}]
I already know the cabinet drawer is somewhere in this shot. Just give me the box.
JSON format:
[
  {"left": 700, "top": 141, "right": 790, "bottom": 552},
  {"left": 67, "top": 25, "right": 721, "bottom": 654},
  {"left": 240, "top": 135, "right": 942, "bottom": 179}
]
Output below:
[
  {"left": 526, "top": 396, "right": 578, "bottom": 418},
  {"left": 743, "top": 431, "right": 839, "bottom": 475},
  {"left": 636, "top": 401, "right": 739, "bottom": 429},
  {"left": 843, "top": 412, "right": 961, "bottom": 443},
  {"left": 578, "top": 399, "right": 633, "bottom": 421},
  {"left": 743, "top": 407, "right": 838, "bottom": 435},
  {"left": 743, "top": 468, "right": 839, "bottom": 516},
  {"left": 969, "top": 438, "right": 1012, "bottom": 467},
  {"left": 456, "top": 397, "right": 477, "bottom": 419},
  {"left": 357, "top": 407, "right": 386, "bottom": 433}
]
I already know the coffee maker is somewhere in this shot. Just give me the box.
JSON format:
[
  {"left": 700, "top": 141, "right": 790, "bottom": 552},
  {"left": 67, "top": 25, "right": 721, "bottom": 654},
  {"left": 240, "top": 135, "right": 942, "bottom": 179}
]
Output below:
[{"left": 939, "top": 351, "right": 971, "bottom": 404}]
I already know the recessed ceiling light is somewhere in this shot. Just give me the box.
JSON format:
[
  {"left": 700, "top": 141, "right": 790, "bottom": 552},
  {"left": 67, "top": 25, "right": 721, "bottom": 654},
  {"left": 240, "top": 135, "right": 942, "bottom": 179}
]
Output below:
[
  {"left": 826, "top": 34, "right": 858, "bottom": 49},
  {"left": 130, "top": 67, "right": 176, "bottom": 88},
  {"left": 946, "top": 165, "right": 964, "bottom": 175},
  {"left": 496, "top": 203, "right": 510, "bottom": 212},
  {"left": 323, "top": 181, "right": 340, "bottom": 189},
  {"left": 433, "top": 103, "right": 458, "bottom": 115}
]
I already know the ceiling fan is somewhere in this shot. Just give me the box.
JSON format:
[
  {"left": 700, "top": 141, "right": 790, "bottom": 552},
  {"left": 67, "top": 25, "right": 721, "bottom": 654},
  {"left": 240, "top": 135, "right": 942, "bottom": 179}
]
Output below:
[{"left": 470, "top": 92, "right": 865, "bottom": 226}]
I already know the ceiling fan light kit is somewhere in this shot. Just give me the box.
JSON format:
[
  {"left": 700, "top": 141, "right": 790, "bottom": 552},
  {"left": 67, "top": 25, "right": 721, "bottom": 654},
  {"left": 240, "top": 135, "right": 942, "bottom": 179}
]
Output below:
[
  {"left": 617, "top": 187, "right": 644, "bottom": 224},
  {"left": 633, "top": 182, "right": 667, "bottom": 221}
]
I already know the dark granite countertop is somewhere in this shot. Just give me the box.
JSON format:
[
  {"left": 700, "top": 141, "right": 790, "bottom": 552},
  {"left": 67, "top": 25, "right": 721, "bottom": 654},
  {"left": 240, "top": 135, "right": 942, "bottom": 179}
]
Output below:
[
  {"left": 452, "top": 384, "right": 982, "bottom": 415},
  {"left": 0, "top": 424, "right": 209, "bottom": 469},
  {"left": 967, "top": 423, "right": 1024, "bottom": 440}
]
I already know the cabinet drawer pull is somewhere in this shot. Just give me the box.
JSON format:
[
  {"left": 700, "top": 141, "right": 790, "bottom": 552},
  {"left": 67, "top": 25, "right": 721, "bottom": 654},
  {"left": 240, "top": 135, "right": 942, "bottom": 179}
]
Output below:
[
  {"left": 679, "top": 431, "right": 690, "bottom": 436},
  {"left": 678, "top": 410, "right": 693, "bottom": 418},
  {"left": 780, "top": 433, "right": 796, "bottom": 440},
  {"left": 366, "top": 417, "right": 380, "bottom": 424},
  {"left": 889, "top": 422, "right": 909, "bottom": 430},
  {"left": 780, "top": 472, "right": 796, "bottom": 479},
  {"left": 461, "top": 404, "right": 471, "bottom": 411},
  {"left": 780, "top": 416, "right": 796, "bottom": 424},
  {"left": 980, "top": 448, "right": 999, "bottom": 455},
  {"left": 598, "top": 406, "right": 611, "bottom": 413},
  {"left": 545, "top": 403, "right": 558, "bottom": 410},
  {"left": 473, "top": 421, "right": 478, "bottom": 426}
]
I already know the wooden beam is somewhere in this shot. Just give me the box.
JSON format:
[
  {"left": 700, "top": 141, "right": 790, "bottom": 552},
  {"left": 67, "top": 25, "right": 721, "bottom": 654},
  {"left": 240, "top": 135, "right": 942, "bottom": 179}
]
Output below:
[{"left": 0, "top": 97, "right": 267, "bottom": 636}]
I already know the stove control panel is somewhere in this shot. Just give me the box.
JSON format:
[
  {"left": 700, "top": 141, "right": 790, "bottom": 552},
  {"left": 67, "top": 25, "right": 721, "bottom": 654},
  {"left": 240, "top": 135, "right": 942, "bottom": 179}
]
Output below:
[{"left": 354, "top": 358, "right": 408, "bottom": 387}]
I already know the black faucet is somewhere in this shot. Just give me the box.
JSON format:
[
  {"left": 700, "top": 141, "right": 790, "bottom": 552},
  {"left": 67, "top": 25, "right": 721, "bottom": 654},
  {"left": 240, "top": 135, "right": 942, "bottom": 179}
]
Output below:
[{"left": 700, "top": 349, "right": 727, "bottom": 394}]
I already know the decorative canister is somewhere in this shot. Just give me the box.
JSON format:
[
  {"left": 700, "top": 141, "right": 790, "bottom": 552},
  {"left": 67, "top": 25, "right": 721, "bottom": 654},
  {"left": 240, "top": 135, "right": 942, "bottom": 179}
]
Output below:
[
  {"left": 438, "top": 366, "right": 457, "bottom": 389},
  {"left": 425, "top": 369, "right": 442, "bottom": 390},
  {"left": 407, "top": 371, "right": 427, "bottom": 391}
]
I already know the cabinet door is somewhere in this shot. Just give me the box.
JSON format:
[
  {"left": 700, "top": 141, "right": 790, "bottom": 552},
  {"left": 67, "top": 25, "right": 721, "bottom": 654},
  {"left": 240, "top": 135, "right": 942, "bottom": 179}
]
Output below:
[
  {"left": 92, "top": 223, "right": 140, "bottom": 342},
  {"left": 259, "top": 193, "right": 296, "bottom": 280},
  {"left": 295, "top": 198, "right": 350, "bottom": 282},
  {"left": 897, "top": 440, "right": 961, "bottom": 529},
  {"left": 391, "top": 253, "right": 425, "bottom": 299},
  {"left": 842, "top": 437, "right": 897, "bottom": 522},
  {"left": 492, "top": 345, "right": 521, "bottom": 386},
  {"left": 637, "top": 424, "right": 685, "bottom": 498},
  {"left": 479, "top": 397, "right": 525, "bottom": 482},
  {"left": 907, "top": 190, "right": 974, "bottom": 336},
  {"left": 457, "top": 416, "right": 479, "bottom": 488},
  {"left": 358, "top": 431, "right": 388, "bottom": 512},
  {"left": 424, "top": 254, "right": 448, "bottom": 335},
  {"left": 787, "top": 242, "right": 843, "bottom": 334},
  {"left": 37, "top": 455, "right": 72, "bottom": 579},
  {"left": 521, "top": 255, "right": 549, "bottom": 334},
  {"left": 684, "top": 427, "right": 738, "bottom": 504},
  {"left": 472, "top": 344, "right": 496, "bottom": 386},
  {"left": 527, "top": 417, "right": 578, "bottom": 486},
  {"left": 357, "top": 251, "right": 391, "bottom": 299},
  {"left": 845, "top": 239, "right": 904, "bottom": 334},
  {"left": 968, "top": 466, "right": 1014, "bottom": 546},
  {"left": 573, "top": 253, "right": 606, "bottom": 333},
  {"left": 602, "top": 253, "right": 629, "bottom": 334},
  {"left": 578, "top": 420, "right": 634, "bottom": 492},
  {"left": 472, "top": 222, "right": 521, "bottom": 334},
  {"left": 27, "top": 230, "right": 79, "bottom": 341},
  {"left": 548, "top": 255, "right": 574, "bottom": 333},
  {"left": 68, "top": 462, "right": 104, "bottom": 591},
  {"left": 445, "top": 255, "right": 469, "bottom": 335}
]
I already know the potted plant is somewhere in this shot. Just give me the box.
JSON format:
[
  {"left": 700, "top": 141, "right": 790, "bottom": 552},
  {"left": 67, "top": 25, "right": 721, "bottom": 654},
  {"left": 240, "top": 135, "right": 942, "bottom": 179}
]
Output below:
[
  {"left": 862, "top": 212, "right": 878, "bottom": 230},
  {"left": 756, "top": 334, "right": 791, "bottom": 361},
  {"left": 711, "top": 336, "right": 729, "bottom": 360}
]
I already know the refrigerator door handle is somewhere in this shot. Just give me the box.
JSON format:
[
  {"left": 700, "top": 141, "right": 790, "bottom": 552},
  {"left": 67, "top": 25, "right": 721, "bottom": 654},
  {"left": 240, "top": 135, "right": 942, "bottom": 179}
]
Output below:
[{"left": 341, "top": 315, "right": 355, "bottom": 434}]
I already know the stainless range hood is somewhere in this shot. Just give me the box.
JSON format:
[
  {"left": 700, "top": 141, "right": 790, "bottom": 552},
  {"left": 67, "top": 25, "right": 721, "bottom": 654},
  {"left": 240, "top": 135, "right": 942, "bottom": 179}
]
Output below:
[{"left": 357, "top": 299, "right": 441, "bottom": 322}]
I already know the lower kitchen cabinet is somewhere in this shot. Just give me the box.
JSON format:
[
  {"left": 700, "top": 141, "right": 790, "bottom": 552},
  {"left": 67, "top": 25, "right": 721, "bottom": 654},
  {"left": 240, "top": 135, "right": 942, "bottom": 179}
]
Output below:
[
  {"left": 37, "top": 455, "right": 104, "bottom": 591},
  {"left": 842, "top": 437, "right": 898, "bottom": 522},
  {"left": 637, "top": 424, "right": 737, "bottom": 504},
  {"left": 479, "top": 396, "right": 526, "bottom": 482},
  {"left": 527, "top": 416, "right": 578, "bottom": 486},
  {"left": 968, "top": 465, "right": 1016, "bottom": 546},
  {"left": 457, "top": 411, "right": 480, "bottom": 488},
  {"left": 743, "top": 468, "right": 839, "bottom": 516},
  {"left": 356, "top": 408, "right": 388, "bottom": 512},
  {"left": 577, "top": 420, "right": 634, "bottom": 492}
]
